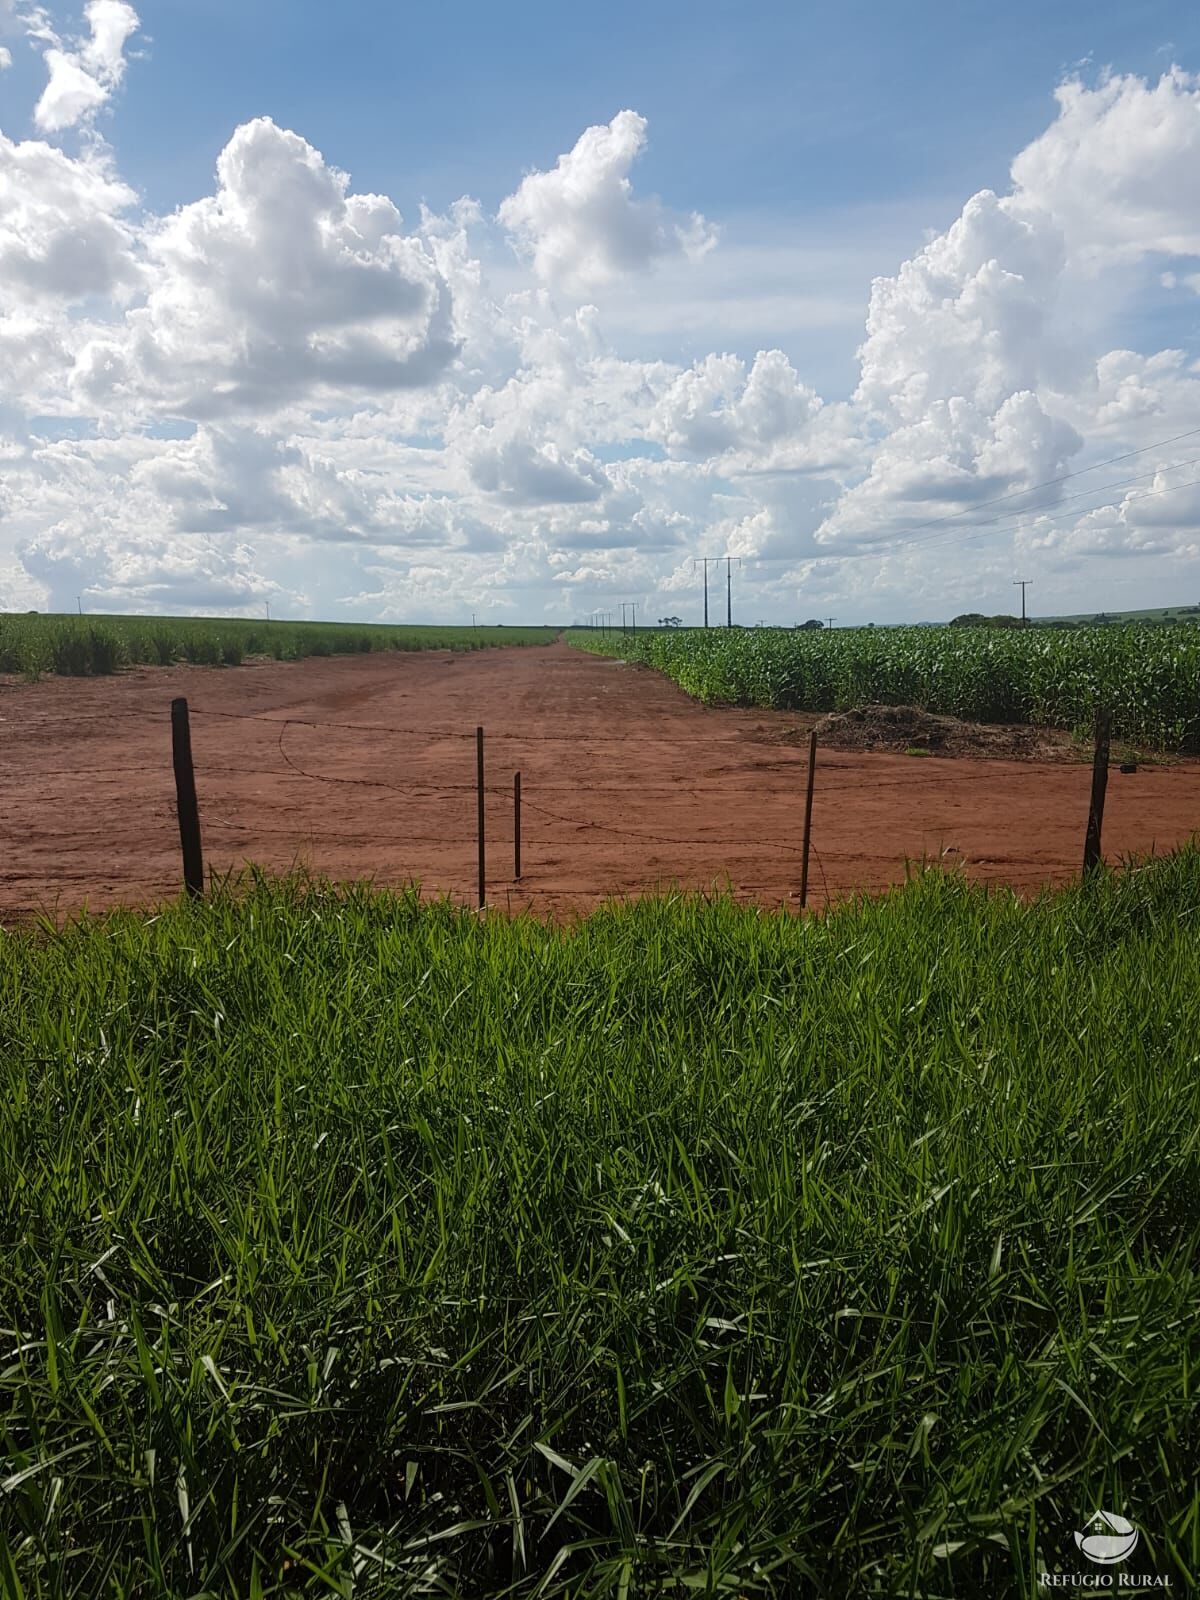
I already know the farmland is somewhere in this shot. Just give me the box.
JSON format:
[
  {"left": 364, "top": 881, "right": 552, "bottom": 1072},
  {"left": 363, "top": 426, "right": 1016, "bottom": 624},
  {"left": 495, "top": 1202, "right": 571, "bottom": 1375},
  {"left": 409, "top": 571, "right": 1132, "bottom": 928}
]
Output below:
[
  {"left": 6, "top": 637, "right": 1200, "bottom": 922},
  {"left": 570, "top": 624, "right": 1200, "bottom": 751},
  {"left": 0, "top": 613, "right": 557, "bottom": 679},
  {"left": 3, "top": 853, "right": 1199, "bottom": 1597}
]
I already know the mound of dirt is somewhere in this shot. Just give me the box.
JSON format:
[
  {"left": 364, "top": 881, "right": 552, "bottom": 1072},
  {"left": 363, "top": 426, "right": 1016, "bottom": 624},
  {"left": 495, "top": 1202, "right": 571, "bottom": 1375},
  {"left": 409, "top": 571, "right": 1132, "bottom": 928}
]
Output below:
[{"left": 808, "top": 704, "right": 1082, "bottom": 761}]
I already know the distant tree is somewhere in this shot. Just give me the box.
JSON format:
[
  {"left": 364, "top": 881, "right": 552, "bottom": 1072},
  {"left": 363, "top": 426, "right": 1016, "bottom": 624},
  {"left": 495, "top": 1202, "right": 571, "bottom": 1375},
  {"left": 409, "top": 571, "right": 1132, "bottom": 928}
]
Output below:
[
  {"left": 950, "top": 612, "right": 1021, "bottom": 628},
  {"left": 799, "top": 618, "right": 824, "bottom": 630},
  {"left": 657, "top": 615, "right": 683, "bottom": 628}
]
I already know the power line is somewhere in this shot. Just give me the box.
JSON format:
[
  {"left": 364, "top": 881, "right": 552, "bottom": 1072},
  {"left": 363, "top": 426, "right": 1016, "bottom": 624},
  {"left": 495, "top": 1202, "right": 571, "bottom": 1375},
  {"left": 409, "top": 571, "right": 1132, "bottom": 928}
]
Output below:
[
  {"left": 834, "top": 422, "right": 1200, "bottom": 551},
  {"left": 891, "top": 452, "right": 1200, "bottom": 559},
  {"left": 816, "top": 468, "right": 1200, "bottom": 567},
  {"left": 944, "top": 473, "right": 1200, "bottom": 553}
]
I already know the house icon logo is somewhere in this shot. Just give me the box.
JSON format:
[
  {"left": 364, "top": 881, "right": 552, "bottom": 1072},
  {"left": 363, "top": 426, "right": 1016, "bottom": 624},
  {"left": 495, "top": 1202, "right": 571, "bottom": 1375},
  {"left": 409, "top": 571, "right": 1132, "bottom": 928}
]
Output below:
[{"left": 1074, "top": 1511, "right": 1139, "bottom": 1565}]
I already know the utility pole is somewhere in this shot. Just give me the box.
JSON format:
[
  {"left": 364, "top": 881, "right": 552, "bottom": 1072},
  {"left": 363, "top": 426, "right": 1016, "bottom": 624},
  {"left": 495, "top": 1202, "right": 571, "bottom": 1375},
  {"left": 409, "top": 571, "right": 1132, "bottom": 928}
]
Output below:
[
  {"left": 76, "top": 596, "right": 82, "bottom": 616},
  {"left": 724, "top": 556, "right": 741, "bottom": 627},
  {"left": 694, "top": 557, "right": 722, "bottom": 628},
  {"left": 265, "top": 600, "right": 271, "bottom": 622},
  {"left": 825, "top": 617, "right": 836, "bottom": 630},
  {"left": 620, "top": 601, "right": 631, "bottom": 636},
  {"left": 1013, "top": 579, "right": 1032, "bottom": 627}
]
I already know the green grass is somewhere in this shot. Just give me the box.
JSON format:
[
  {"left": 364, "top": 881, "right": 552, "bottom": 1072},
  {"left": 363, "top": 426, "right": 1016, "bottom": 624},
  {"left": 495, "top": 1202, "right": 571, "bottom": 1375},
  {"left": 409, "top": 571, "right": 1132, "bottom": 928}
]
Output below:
[
  {"left": 2, "top": 855, "right": 1199, "bottom": 1596},
  {"left": 0, "top": 616, "right": 558, "bottom": 679},
  {"left": 568, "top": 625, "right": 1200, "bottom": 751}
]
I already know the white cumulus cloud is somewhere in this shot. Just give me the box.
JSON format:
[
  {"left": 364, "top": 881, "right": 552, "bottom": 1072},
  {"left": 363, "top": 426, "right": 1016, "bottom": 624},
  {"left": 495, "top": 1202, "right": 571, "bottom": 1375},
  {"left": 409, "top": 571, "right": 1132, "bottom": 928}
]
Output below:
[
  {"left": 0, "top": 131, "right": 140, "bottom": 302},
  {"left": 497, "top": 110, "right": 717, "bottom": 296},
  {"left": 74, "top": 117, "right": 458, "bottom": 416},
  {"left": 33, "top": 0, "right": 139, "bottom": 132},
  {"left": 1010, "top": 67, "right": 1200, "bottom": 267}
]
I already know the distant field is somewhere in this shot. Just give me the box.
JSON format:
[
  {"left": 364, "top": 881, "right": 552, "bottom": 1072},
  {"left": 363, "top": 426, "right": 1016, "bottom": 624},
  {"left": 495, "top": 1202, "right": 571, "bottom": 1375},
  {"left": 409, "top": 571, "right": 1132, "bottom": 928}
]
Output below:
[
  {"left": 2, "top": 855, "right": 1198, "bottom": 1595},
  {"left": 0, "top": 613, "right": 558, "bottom": 678},
  {"left": 1038, "top": 604, "right": 1200, "bottom": 625},
  {"left": 570, "top": 623, "right": 1200, "bottom": 750}
]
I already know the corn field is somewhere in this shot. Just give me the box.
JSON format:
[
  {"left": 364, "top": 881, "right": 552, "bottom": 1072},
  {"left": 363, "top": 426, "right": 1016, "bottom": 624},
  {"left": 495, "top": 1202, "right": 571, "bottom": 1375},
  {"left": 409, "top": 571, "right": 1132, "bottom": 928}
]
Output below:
[
  {"left": 0, "top": 615, "right": 557, "bottom": 679},
  {"left": 571, "top": 625, "right": 1200, "bottom": 750}
]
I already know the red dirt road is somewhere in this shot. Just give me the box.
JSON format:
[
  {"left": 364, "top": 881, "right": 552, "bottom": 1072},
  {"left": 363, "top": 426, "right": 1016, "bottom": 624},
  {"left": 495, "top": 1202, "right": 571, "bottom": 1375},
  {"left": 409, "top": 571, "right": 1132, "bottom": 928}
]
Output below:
[{"left": 3, "top": 639, "right": 1199, "bottom": 920}]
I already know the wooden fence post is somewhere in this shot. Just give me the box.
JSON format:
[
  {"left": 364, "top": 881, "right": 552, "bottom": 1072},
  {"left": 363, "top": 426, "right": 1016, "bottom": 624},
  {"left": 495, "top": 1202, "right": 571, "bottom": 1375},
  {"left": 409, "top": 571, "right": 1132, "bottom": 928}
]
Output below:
[
  {"left": 1083, "top": 707, "right": 1112, "bottom": 875},
  {"left": 476, "top": 726, "right": 486, "bottom": 908},
  {"left": 800, "top": 729, "right": 818, "bottom": 909},
  {"left": 514, "top": 771, "right": 522, "bottom": 881},
  {"left": 171, "top": 697, "right": 204, "bottom": 899}
]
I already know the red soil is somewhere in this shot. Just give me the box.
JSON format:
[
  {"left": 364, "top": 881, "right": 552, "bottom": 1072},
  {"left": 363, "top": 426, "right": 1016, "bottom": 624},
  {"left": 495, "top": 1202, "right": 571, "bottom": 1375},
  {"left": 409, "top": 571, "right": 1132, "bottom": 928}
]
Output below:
[{"left": 2, "top": 638, "right": 1198, "bottom": 921}]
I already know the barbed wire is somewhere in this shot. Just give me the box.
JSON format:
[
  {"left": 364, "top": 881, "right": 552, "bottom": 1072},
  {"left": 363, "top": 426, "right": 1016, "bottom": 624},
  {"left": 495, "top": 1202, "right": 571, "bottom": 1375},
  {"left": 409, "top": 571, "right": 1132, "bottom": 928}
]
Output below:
[
  {"left": 0, "top": 758, "right": 1088, "bottom": 800},
  {"left": 200, "top": 707, "right": 816, "bottom": 748},
  {"left": 5, "top": 701, "right": 822, "bottom": 746},
  {"left": 513, "top": 792, "right": 809, "bottom": 855},
  {"left": 198, "top": 809, "right": 859, "bottom": 856},
  {"left": 201, "top": 815, "right": 481, "bottom": 846}
]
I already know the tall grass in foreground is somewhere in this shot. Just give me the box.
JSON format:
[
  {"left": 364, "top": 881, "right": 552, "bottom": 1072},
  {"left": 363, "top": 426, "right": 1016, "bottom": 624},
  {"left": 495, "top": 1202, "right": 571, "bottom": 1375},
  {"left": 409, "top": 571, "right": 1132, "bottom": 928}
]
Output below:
[
  {"left": 0, "top": 616, "right": 557, "bottom": 679},
  {"left": 568, "top": 625, "right": 1200, "bottom": 750},
  {"left": 2, "top": 857, "right": 1199, "bottom": 1597}
]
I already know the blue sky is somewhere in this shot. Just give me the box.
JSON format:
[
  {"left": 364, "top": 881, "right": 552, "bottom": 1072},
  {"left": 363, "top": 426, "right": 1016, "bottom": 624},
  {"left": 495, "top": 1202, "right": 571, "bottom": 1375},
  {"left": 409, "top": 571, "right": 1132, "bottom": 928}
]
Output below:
[
  {"left": 3, "top": 0, "right": 1200, "bottom": 623},
  {"left": 93, "top": 1, "right": 1198, "bottom": 217}
]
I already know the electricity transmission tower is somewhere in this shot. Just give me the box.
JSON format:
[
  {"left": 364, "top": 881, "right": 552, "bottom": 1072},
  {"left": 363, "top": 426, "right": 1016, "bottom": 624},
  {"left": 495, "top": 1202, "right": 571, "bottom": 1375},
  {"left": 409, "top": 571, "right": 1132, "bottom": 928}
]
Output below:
[
  {"left": 695, "top": 555, "right": 741, "bottom": 626},
  {"left": 693, "top": 557, "right": 721, "bottom": 627},
  {"left": 724, "top": 556, "right": 741, "bottom": 627}
]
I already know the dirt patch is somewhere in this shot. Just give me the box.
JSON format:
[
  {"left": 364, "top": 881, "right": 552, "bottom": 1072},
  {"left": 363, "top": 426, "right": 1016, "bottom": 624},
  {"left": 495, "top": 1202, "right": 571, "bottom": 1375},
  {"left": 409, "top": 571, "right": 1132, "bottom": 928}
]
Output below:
[
  {"left": 806, "top": 704, "right": 1086, "bottom": 762},
  {"left": 2, "top": 642, "right": 1199, "bottom": 922}
]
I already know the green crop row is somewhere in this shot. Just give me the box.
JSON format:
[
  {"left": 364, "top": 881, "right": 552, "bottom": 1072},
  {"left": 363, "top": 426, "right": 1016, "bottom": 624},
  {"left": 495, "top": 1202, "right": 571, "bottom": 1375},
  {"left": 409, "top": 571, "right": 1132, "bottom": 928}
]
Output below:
[
  {"left": 569, "top": 625, "right": 1200, "bottom": 750},
  {"left": 2, "top": 856, "right": 1198, "bottom": 1596},
  {"left": 0, "top": 614, "right": 558, "bottom": 679}
]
